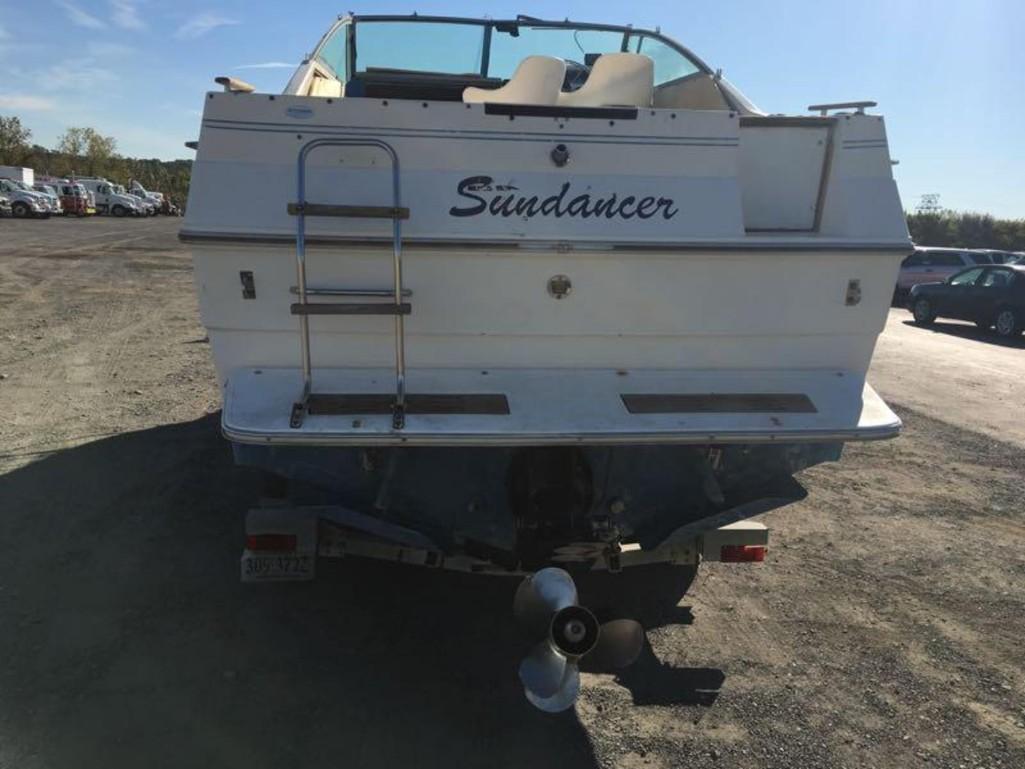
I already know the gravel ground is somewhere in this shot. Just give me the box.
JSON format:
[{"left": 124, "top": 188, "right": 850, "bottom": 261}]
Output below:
[{"left": 0, "top": 217, "right": 1023, "bottom": 769}]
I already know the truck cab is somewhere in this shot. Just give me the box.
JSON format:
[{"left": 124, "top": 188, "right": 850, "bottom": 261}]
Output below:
[
  {"left": 0, "top": 178, "right": 50, "bottom": 218},
  {"left": 113, "top": 183, "right": 157, "bottom": 215},
  {"left": 77, "top": 178, "right": 143, "bottom": 217},
  {"left": 47, "top": 179, "right": 93, "bottom": 216},
  {"left": 129, "top": 180, "right": 165, "bottom": 212},
  {"left": 32, "top": 184, "right": 64, "bottom": 215}
]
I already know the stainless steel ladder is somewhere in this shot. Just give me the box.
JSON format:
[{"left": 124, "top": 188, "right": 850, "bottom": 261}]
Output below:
[{"left": 287, "top": 138, "right": 411, "bottom": 430}]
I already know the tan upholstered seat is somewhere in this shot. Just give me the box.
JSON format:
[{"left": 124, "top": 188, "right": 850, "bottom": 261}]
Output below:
[
  {"left": 556, "top": 53, "right": 654, "bottom": 108},
  {"left": 309, "top": 74, "right": 343, "bottom": 98},
  {"left": 307, "top": 75, "right": 344, "bottom": 98},
  {"left": 463, "top": 55, "right": 566, "bottom": 105}
]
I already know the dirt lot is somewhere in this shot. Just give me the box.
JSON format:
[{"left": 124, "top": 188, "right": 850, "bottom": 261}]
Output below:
[{"left": 1, "top": 217, "right": 1023, "bottom": 769}]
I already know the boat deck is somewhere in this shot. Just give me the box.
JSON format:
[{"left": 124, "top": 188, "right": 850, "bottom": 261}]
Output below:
[{"left": 222, "top": 367, "right": 900, "bottom": 446}]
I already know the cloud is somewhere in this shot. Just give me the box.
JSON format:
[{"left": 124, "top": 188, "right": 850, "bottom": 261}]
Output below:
[
  {"left": 175, "top": 12, "right": 239, "bottom": 40},
  {"left": 234, "top": 61, "right": 296, "bottom": 70},
  {"left": 109, "top": 0, "right": 146, "bottom": 30},
  {"left": 0, "top": 94, "right": 58, "bottom": 111},
  {"left": 56, "top": 1, "right": 107, "bottom": 29}
]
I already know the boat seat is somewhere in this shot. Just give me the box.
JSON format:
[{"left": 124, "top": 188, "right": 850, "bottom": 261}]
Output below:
[
  {"left": 653, "top": 71, "right": 730, "bottom": 110},
  {"left": 309, "top": 74, "right": 343, "bottom": 98},
  {"left": 557, "top": 53, "right": 654, "bottom": 108},
  {"left": 463, "top": 55, "right": 566, "bottom": 105}
]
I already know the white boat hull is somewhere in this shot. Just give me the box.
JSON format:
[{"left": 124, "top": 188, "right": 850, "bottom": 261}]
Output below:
[{"left": 184, "top": 92, "right": 909, "bottom": 453}]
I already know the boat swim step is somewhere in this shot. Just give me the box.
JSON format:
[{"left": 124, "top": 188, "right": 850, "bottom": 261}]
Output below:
[
  {"left": 287, "top": 202, "right": 410, "bottom": 219},
  {"left": 306, "top": 393, "right": 510, "bottom": 416},
  {"left": 223, "top": 367, "right": 900, "bottom": 446},
  {"left": 290, "top": 302, "right": 412, "bottom": 316}
]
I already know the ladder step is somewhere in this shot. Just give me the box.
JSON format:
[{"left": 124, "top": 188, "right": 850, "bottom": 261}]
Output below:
[
  {"left": 307, "top": 393, "right": 510, "bottom": 416},
  {"left": 287, "top": 203, "right": 410, "bottom": 220},
  {"left": 290, "top": 286, "right": 412, "bottom": 298},
  {"left": 291, "top": 302, "right": 411, "bottom": 316}
]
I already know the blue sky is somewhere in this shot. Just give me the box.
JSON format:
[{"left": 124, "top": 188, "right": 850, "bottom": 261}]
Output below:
[{"left": 1, "top": 0, "right": 1022, "bottom": 217}]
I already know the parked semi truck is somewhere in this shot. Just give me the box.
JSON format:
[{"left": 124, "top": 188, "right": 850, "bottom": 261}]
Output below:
[
  {"left": 0, "top": 177, "right": 51, "bottom": 218},
  {"left": 31, "top": 183, "right": 64, "bottom": 215},
  {"left": 113, "top": 183, "right": 157, "bottom": 215},
  {"left": 75, "top": 177, "right": 145, "bottom": 216},
  {"left": 38, "top": 176, "right": 94, "bottom": 217}
]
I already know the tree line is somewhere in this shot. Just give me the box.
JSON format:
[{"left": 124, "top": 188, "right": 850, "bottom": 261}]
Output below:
[
  {"left": 906, "top": 211, "right": 1025, "bottom": 252},
  {"left": 0, "top": 116, "right": 191, "bottom": 209}
]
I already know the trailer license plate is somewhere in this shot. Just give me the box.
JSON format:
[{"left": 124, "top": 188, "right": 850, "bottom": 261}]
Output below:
[{"left": 241, "top": 553, "right": 314, "bottom": 582}]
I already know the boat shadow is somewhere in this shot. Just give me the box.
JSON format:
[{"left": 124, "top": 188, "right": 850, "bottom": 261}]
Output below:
[
  {"left": 0, "top": 414, "right": 721, "bottom": 769},
  {"left": 901, "top": 319, "right": 1025, "bottom": 349}
]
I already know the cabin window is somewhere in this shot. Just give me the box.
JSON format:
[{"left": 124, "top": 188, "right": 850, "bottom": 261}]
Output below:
[
  {"left": 323, "top": 19, "right": 714, "bottom": 104},
  {"left": 316, "top": 24, "right": 349, "bottom": 79},
  {"left": 488, "top": 27, "right": 624, "bottom": 79},
  {"left": 354, "top": 21, "right": 486, "bottom": 75},
  {"left": 627, "top": 33, "right": 700, "bottom": 85}
]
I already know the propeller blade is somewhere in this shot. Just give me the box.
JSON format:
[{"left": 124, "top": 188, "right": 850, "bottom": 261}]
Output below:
[
  {"left": 513, "top": 567, "right": 578, "bottom": 632},
  {"left": 519, "top": 640, "right": 567, "bottom": 699},
  {"left": 588, "top": 619, "right": 646, "bottom": 670},
  {"left": 524, "top": 663, "right": 580, "bottom": 713}
]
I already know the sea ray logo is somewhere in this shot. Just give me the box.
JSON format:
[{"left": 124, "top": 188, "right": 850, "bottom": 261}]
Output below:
[{"left": 449, "top": 175, "right": 678, "bottom": 221}]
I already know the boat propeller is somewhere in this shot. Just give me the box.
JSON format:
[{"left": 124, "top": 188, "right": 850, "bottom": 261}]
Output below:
[{"left": 514, "top": 567, "right": 646, "bottom": 712}]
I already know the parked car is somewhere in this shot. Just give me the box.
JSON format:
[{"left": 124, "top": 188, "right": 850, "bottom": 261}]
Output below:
[
  {"left": 0, "top": 178, "right": 51, "bottom": 218},
  {"left": 0, "top": 194, "right": 12, "bottom": 217},
  {"left": 896, "top": 247, "right": 994, "bottom": 300},
  {"left": 909, "top": 264, "right": 1025, "bottom": 338},
  {"left": 972, "top": 249, "right": 1020, "bottom": 265}
]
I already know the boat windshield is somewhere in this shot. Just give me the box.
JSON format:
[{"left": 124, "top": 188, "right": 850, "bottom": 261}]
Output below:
[{"left": 318, "top": 17, "right": 704, "bottom": 86}]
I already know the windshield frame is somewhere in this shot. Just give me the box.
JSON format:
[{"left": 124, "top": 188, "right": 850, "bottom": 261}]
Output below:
[{"left": 312, "top": 14, "right": 715, "bottom": 86}]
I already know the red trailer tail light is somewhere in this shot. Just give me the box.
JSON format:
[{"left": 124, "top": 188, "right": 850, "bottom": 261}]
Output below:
[
  {"left": 246, "top": 533, "right": 298, "bottom": 552},
  {"left": 720, "top": 544, "right": 766, "bottom": 562}
]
